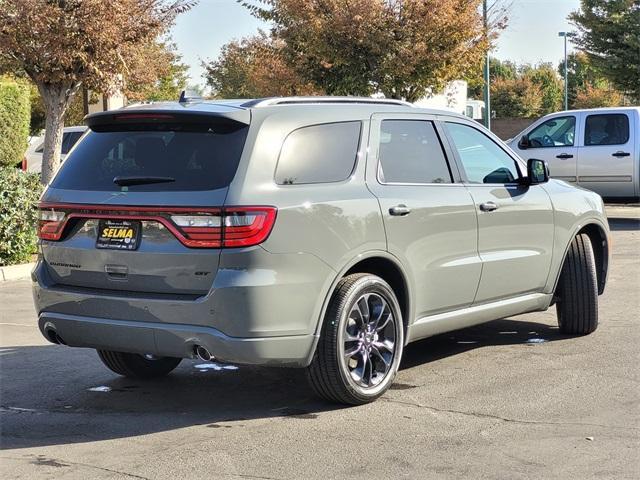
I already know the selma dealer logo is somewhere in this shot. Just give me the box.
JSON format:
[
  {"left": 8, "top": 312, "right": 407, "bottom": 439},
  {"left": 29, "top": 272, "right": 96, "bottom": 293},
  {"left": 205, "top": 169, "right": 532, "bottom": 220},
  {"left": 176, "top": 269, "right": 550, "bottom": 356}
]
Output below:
[{"left": 101, "top": 227, "right": 135, "bottom": 239}]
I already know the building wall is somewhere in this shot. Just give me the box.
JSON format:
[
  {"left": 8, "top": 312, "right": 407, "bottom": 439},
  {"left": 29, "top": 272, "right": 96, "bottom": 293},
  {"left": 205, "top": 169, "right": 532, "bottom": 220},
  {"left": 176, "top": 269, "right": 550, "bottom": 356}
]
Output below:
[{"left": 489, "top": 117, "right": 537, "bottom": 141}]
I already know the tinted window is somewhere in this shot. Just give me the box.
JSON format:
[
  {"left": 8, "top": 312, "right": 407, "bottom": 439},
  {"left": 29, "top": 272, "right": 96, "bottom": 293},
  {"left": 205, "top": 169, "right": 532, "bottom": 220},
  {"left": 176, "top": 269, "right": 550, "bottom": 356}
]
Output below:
[
  {"left": 275, "top": 122, "right": 361, "bottom": 185},
  {"left": 446, "top": 122, "right": 520, "bottom": 184},
  {"left": 527, "top": 116, "right": 575, "bottom": 147},
  {"left": 585, "top": 114, "right": 629, "bottom": 146},
  {"left": 51, "top": 123, "right": 248, "bottom": 191},
  {"left": 378, "top": 120, "right": 452, "bottom": 184},
  {"left": 61, "top": 131, "right": 84, "bottom": 154}
]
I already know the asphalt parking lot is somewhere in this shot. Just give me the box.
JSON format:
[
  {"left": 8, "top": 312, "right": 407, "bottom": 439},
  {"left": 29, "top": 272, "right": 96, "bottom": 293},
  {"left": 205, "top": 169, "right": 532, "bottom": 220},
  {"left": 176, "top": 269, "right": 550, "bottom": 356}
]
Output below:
[{"left": 1, "top": 207, "right": 638, "bottom": 480}]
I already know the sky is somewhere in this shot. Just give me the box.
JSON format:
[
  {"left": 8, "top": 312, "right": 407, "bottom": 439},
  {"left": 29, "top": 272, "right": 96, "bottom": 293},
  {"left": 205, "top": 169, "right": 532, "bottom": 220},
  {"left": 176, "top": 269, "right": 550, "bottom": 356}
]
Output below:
[{"left": 171, "top": 0, "right": 581, "bottom": 89}]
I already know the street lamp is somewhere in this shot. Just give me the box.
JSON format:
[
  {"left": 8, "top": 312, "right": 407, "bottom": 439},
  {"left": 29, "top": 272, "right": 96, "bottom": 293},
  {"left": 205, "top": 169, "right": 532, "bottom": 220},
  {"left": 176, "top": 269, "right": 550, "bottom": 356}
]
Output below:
[
  {"left": 559, "top": 31, "right": 569, "bottom": 110},
  {"left": 483, "top": 0, "right": 491, "bottom": 129}
]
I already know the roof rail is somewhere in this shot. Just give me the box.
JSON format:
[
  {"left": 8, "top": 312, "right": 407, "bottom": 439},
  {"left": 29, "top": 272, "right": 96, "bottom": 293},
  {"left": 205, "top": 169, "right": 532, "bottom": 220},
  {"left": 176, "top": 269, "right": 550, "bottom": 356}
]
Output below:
[{"left": 241, "top": 96, "right": 414, "bottom": 108}]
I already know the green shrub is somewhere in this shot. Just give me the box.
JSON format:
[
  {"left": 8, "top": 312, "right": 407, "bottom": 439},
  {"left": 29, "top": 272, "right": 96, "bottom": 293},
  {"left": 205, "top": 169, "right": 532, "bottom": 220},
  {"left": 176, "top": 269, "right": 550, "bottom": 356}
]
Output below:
[
  {"left": 0, "top": 168, "right": 43, "bottom": 266},
  {"left": 0, "top": 77, "right": 30, "bottom": 167}
]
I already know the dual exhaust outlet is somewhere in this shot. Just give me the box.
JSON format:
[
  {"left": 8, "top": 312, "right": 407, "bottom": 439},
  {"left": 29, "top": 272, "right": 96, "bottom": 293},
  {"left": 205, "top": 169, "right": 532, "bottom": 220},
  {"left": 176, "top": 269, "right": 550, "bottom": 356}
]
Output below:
[{"left": 46, "top": 324, "right": 213, "bottom": 363}]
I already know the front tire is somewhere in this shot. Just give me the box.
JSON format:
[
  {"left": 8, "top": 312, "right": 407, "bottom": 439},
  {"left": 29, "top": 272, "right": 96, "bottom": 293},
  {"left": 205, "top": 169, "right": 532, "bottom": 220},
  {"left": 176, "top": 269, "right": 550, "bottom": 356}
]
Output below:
[
  {"left": 555, "top": 234, "right": 599, "bottom": 335},
  {"left": 97, "top": 350, "right": 181, "bottom": 379},
  {"left": 307, "top": 273, "right": 404, "bottom": 405}
]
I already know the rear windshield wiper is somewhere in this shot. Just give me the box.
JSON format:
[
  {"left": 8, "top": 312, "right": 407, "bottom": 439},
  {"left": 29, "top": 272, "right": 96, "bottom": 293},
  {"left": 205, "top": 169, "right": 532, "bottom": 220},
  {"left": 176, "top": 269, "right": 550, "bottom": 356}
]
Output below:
[{"left": 113, "top": 176, "right": 176, "bottom": 186}]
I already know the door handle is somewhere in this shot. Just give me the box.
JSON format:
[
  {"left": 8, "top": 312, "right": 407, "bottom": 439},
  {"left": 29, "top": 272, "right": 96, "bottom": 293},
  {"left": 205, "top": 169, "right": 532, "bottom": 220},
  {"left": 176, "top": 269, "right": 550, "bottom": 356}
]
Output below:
[
  {"left": 556, "top": 153, "right": 573, "bottom": 159},
  {"left": 612, "top": 151, "right": 630, "bottom": 157},
  {"left": 389, "top": 204, "right": 411, "bottom": 216},
  {"left": 479, "top": 201, "right": 499, "bottom": 212}
]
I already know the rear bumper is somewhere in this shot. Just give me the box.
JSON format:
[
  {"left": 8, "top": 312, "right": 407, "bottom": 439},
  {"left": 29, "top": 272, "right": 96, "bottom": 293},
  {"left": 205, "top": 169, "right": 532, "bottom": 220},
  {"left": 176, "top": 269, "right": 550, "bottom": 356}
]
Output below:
[{"left": 38, "top": 311, "right": 317, "bottom": 367}]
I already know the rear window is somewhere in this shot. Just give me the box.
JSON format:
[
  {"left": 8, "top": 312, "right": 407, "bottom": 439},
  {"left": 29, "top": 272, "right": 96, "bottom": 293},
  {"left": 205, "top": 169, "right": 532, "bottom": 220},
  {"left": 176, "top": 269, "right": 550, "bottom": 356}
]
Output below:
[
  {"left": 584, "top": 114, "right": 630, "bottom": 146},
  {"left": 275, "top": 121, "right": 361, "bottom": 185},
  {"left": 51, "top": 123, "right": 248, "bottom": 191}
]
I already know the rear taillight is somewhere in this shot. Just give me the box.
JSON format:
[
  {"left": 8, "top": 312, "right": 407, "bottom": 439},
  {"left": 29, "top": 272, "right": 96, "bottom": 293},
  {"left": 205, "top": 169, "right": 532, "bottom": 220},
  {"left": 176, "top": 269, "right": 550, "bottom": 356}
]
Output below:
[
  {"left": 37, "top": 203, "right": 276, "bottom": 248},
  {"left": 38, "top": 208, "right": 66, "bottom": 240},
  {"left": 170, "top": 208, "right": 276, "bottom": 248},
  {"left": 170, "top": 214, "right": 223, "bottom": 247},
  {"left": 223, "top": 208, "right": 277, "bottom": 247}
]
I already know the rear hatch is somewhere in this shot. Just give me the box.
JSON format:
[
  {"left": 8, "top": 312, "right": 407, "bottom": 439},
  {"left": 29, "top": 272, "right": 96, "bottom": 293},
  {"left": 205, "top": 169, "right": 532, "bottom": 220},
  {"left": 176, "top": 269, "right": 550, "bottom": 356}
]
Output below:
[{"left": 38, "top": 107, "right": 253, "bottom": 297}]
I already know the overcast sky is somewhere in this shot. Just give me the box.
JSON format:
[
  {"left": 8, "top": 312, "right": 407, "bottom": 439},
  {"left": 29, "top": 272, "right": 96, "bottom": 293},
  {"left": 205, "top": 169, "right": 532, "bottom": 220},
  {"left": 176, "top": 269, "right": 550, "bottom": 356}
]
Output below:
[{"left": 171, "top": 0, "right": 582, "bottom": 88}]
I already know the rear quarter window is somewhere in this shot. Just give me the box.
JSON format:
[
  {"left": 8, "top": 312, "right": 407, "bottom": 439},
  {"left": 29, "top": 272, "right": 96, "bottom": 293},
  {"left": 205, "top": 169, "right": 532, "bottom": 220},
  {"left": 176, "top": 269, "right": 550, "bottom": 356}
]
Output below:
[
  {"left": 50, "top": 122, "right": 248, "bottom": 191},
  {"left": 275, "top": 121, "right": 362, "bottom": 185}
]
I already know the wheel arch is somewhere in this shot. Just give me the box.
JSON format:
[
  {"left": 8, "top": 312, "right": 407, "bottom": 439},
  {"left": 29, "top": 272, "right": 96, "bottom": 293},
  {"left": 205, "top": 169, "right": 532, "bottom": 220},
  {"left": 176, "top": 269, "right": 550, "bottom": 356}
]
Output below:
[
  {"left": 306, "top": 251, "right": 413, "bottom": 365},
  {"left": 553, "top": 221, "right": 610, "bottom": 296}
]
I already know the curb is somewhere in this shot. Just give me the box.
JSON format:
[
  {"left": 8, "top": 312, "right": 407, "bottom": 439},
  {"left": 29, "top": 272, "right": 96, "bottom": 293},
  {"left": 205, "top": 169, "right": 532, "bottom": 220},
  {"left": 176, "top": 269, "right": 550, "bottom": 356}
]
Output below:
[{"left": 0, "top": 262, "right": 35, "bottom": 282}]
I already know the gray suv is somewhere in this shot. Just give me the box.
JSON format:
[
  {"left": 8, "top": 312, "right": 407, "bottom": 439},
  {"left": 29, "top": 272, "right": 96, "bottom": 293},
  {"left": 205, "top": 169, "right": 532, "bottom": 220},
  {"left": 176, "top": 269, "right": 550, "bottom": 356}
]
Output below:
[{"left": 33, "top": 96, "right": 610, "bottom": 405}]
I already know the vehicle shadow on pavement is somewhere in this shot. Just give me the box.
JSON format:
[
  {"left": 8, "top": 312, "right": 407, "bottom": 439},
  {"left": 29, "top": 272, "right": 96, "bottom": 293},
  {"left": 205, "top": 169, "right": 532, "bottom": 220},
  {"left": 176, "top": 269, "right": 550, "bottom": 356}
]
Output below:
[
  {"left": 1, "top": 317, "right": 569, "bottom": 450},
  {"left": 607, "top": 217, "right": 640, "bottom": 231},
  {"left": 400, "top": 317, "right": 570, "bottom": 370}
]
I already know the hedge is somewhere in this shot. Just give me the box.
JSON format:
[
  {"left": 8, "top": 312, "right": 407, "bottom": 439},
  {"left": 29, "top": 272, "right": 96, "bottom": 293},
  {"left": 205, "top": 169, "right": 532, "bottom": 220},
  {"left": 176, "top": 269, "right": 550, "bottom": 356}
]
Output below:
[
  {"left": 0, "top": 77, "right": 30, "bottom": 167},
  {"left": 0, "top": 168, "right": 43, "bottom": 266}
]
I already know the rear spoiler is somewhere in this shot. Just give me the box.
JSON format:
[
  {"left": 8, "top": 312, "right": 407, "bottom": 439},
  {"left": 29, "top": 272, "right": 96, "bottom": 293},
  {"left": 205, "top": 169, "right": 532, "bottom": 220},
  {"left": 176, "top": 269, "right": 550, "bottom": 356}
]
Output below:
[{"left": 85, "top": 108, "right": 251, "bottom": 131}]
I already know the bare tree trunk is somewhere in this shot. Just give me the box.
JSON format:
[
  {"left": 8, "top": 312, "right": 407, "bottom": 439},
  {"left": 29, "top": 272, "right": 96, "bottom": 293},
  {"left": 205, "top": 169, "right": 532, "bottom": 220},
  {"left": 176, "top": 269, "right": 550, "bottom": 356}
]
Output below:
[{"left": 36, "top": 82, "right": 80, "bottom": 185}]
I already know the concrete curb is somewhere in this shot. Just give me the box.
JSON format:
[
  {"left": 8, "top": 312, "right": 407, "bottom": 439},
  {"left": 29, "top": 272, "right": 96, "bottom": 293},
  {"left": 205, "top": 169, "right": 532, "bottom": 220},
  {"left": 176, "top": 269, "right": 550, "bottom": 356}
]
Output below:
[{"left": 0, "top": 263, "right": 35, "bottom": 282}]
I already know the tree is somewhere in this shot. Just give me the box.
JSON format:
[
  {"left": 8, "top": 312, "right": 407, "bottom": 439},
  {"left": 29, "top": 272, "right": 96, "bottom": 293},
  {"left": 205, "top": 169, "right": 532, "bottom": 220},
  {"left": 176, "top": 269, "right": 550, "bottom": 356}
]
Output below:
[
  {"left": 574, "top": 82, "right": 624, "bottom": 108},
  {"left": 0, "top": 0, "right": 195, "bottom": 184},
  {"left": 203, "top": 33, "right": 321, "bottom": 98},
  {"left": 570, "top": 0, "right": 640, "bottom": 101},
  {"left": 558, "top": 52, "right": 625, "bottom": 108},
  {"left": 491, "top": 77, "right": 542, "bottom": 118},
  {"left": 0, "top": 76, "right": 30, "bottom": 167},
  {"left": 243, "top": 0, "right": 507, "bottom": 102},
  {"left": 125, "top": 41, "right": 190, "bottom": 102},
  {"left": 523, "top": 63, "right": 563, "bottom": 114},
  {"left": 466, "top": 57, "right": 517, "bottom": 98}
]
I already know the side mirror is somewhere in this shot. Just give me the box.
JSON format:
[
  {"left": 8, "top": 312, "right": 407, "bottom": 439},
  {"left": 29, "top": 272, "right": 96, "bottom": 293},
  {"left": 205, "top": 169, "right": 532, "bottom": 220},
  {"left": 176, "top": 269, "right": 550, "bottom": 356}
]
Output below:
[
  {"left": 517, "top": 135, "right": 530, "bottom": 149},
  {"left": 525, "top": 158, "right": 549, "bottom": 185}
]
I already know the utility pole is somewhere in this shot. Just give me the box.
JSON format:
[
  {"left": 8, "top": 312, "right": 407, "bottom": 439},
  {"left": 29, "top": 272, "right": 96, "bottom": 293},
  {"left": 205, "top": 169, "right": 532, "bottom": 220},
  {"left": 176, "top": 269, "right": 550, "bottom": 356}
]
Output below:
[
  {"left": 558, "top": 31, "right": 569, "bottom": 110},
  {"left": 483, "top": 0, "right": 491, "bottom": 130}
]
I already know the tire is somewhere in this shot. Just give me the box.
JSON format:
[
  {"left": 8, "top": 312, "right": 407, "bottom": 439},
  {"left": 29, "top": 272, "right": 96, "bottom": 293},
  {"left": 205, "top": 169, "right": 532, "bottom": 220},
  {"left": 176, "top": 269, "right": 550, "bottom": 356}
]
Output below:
[
  {"left": 555, "top": 233, "right": 598, "bottom": 335},
  {"left": 307, "top": 273, "right": 404, "bottom": 405},
  {"left": 97, "top": 350, "right": 181, "bottom": 379}
]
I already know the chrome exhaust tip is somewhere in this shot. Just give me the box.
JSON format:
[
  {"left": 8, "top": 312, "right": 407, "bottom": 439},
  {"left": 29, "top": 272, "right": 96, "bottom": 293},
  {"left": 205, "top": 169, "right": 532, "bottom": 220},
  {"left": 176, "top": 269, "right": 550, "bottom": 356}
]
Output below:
[{"left": 194, "top": 345, "right": 213, "bottom": 362}]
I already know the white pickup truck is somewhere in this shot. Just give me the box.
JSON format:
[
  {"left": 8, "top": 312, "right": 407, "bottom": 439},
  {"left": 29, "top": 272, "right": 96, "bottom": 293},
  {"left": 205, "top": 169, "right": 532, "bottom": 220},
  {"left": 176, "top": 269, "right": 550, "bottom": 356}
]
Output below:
[{"left": 509, "top": 107, "right": 639, "bottom": 202}]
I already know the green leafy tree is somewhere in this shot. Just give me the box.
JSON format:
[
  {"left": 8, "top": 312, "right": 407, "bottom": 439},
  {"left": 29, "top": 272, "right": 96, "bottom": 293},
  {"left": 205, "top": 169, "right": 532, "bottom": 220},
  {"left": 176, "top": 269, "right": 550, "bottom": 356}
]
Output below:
[
  {"left": 570, "top": 0, "right": 640, "bottom": 101},
  {"left": 491, "top": 76, "right": 542, "bottom": 118},
  {"left": 466, "top": 57, "right": 517, "bottom": 99},
  {"left": 0, "top": 168, "right": 42, "bottom": 265},
  {"left": 0, "top": 76, "right": 30, "bottom": 167},
  {"left": 558, "top": 52, "right": 625, "bottom": 108},
  {"left": 523, "top": 63, "right": 563, "bottom": 114}
]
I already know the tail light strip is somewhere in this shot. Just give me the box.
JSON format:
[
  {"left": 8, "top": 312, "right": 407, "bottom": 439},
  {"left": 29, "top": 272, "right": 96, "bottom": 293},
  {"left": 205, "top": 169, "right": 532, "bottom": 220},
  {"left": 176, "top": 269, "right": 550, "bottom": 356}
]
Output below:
[{"left": 37, "top": 203, "right": 277, "bottom": 248}]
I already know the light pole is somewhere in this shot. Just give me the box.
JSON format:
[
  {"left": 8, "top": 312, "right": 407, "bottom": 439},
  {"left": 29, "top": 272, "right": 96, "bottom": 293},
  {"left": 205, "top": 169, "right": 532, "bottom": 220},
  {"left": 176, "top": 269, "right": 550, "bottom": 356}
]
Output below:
[
  {"left": 558, "top": 31, "right": 569, "bottom": 110},
  {"left": 483, "top": 0, "right": 491, "bottom": 129}
]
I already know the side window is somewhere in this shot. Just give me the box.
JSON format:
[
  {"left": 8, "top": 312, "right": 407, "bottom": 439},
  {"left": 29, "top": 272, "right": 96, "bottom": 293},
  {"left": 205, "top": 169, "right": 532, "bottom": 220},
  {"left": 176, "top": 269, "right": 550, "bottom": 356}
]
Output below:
[
  {"left": 446, "top": 122, "right": 520, "bottom": 184},
  {"left": 275, "top": 121, "right": 361, "bottom": 185},
  {"left": 585, "top": 114, "right": 629, "bottom": 146},
  {"left": 527, "top": 116, "right": 575, "bottom": 148},
  {"left": 61, "top": 132, "right": 83, "bottom": 154},
  {"left": 378, "top": 120, "right": 452, "bottom": 184}
]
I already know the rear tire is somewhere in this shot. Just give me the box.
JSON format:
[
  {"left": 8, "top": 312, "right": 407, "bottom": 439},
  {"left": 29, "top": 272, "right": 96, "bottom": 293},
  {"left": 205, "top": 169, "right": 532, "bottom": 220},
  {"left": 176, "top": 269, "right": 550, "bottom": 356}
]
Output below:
[
  {"left": 555, "top": 233, "right": 598, "bottom": 335},
  {"left": 307, "top": 273, "right": 404, "bottom": 405},
  {"left": 97, "top": 350, "right": 181, "bottom": 378}
]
